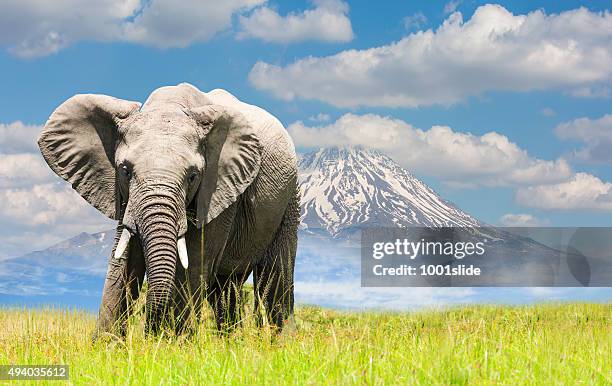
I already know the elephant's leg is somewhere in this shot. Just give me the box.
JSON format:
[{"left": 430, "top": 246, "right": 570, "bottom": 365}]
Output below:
[
  {"left": 172, "top": 264, "right": 200, "bottom": 334},
  {"left": 124, "top": 236, "right": 146, "bottom": 313},
  {"left": 253, "top": 194, "right": 299, "bottom": 330},
  {"left": 206, "top": 273, "right": 246, "bottom": 331},
  {"left": 193, "top": 203, "right": 239, "bottom": 331},
  {"left": 94, "top": 225, "right": 145, "bottom": 340}
]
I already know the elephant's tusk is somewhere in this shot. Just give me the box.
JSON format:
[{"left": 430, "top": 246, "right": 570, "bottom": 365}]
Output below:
[
  {"left": 177, "top": 236, "right": 189, "bottom": 269},
  {"left": 114, "top": 228, "right": 131, "bottom": 259}
]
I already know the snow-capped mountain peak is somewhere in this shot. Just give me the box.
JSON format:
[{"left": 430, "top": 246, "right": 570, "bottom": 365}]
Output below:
[{"left": 299, "top": 146, "right": 480, "bottom": 237}]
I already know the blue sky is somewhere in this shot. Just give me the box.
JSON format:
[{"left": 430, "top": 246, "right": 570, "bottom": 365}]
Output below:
[{"left": 0, "top": 0, "right": 611, "bottom": 258}]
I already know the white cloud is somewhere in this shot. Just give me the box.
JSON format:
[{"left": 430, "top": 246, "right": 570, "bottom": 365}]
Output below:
[
  {"left": 516, "top": 172, "right": 612, "bottom": 211},
  {"left": 0, "top": 183, "right": 96, "bottom": 226},
  {"left": 556, "top": 114, "right": 612, "bottom": 142},
  {"left": 443, "top": 0, "right": 461, "bottom": 15},
  {"left": 403, "top": 12, "right": 428, "bottom": 30},
  {"left": 0, "top": 153, "right": 52, "bottom": 188},
  {"left": 250, "top": 5, "right": 612, "bottom": 108},
  {"left": 555, "top": 114, "right": 612, "bottom": 164},
  {"left": 499, "top": 213, "right": 544, "bottom": 227},
  {"left": 0, "top": 0, "right": 264, "bottom": 57},
  {"left": 238, "top": 0, "right": 353, "bottom": 43},
  {"left": 289, "top": 113, "right": 572, "bottom": 187},
  {"left": 0, "top": 121, "right": 42, "bottom": 153}
]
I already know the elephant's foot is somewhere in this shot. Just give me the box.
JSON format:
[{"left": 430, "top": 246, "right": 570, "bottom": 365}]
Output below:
[{"left": 206, "top": 275, "right": 244, "bottom": 333}]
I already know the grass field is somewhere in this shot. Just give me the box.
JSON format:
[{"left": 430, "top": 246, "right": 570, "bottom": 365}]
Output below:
[{"left": 0, "top": 302, "right": 610, "bottom": 385}]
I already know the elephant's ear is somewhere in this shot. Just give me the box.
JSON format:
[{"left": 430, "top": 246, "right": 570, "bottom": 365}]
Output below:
[
  {"left": 37, "top": 94, "right": 141, "bottom": 219},
  {"left": 191, "top": 105, "right": 262, "bottom": 227}
]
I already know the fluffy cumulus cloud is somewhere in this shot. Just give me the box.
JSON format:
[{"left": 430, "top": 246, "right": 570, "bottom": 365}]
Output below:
[
  {"left": 0, "top": 121, "right": 44, "bottom": 153},
  {"left": 0, "top": 183, "right": 104, "bottom": 227},
  {"left": 516, "top": 173, "right": 612, "bottom": 211},
  {"left": 289, "top": 113, "right": 572, "bottom": 187},
  {"left": 555, "top": 114, "right": 612, "bottom": 164},
  {"left": 238, "top": 0, "right": 353, "bottom": 43},
  {"left": 250, "top": 5, "right": 612, "bottom": 108},
  {"left": 0, "top": 0, "right": 264, "bottom": 57},
  {"left": 498, "top": 213, "right": 544, "bottom": 227},
  {"left": 0, "top": 121, "right": 112, "bottom": 258}
]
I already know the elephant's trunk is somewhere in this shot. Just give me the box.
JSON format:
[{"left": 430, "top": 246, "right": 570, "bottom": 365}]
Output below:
[{"left": 132, "top": 179, "right": 187, "bottom": 332}]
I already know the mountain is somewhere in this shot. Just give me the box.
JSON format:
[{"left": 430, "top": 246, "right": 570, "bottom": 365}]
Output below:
[
  {"left": 299, "top": 147, "right": 480, "bottom": 238},
  {"left": 21, "top": 231, "right": 114, "bottom": 275},
  {"left": 0, "top": 231, "right": 113, "bottom": 308}
]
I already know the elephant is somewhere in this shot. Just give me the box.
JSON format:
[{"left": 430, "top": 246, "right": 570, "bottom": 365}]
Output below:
[{"left": 37, "top": 83, "right": 299, "bottom": 336}]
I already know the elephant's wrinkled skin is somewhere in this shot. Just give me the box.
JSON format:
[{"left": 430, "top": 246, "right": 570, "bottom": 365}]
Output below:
[{"left": 38, "top": 84, "right": 299, "bottom": 335}]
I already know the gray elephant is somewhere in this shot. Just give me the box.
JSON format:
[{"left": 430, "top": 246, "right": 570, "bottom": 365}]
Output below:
[{"left": 38, "top": 83, "right": 299, "bottom": 335}]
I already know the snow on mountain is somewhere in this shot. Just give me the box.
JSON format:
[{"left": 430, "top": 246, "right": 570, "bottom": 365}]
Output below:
[{"left": 299, "top": 146, "right": 480, "bottom": 237}]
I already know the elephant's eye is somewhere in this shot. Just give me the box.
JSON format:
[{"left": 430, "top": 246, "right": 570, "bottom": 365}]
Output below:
[
  {"left": 188, "top": 171, "right": 198, "bottom": 185},
  {"left": 120, "top": 165, "right": 131, "bottom": 179}
]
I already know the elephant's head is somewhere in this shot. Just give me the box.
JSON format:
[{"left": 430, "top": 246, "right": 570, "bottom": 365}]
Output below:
[{"left": 38, "top": 83, "right": 261, "bottom": 328}]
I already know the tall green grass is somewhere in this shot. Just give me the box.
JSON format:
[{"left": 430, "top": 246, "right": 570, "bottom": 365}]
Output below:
[{"left": 0, "top": 302, "right": 610, "bottom": 385}]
